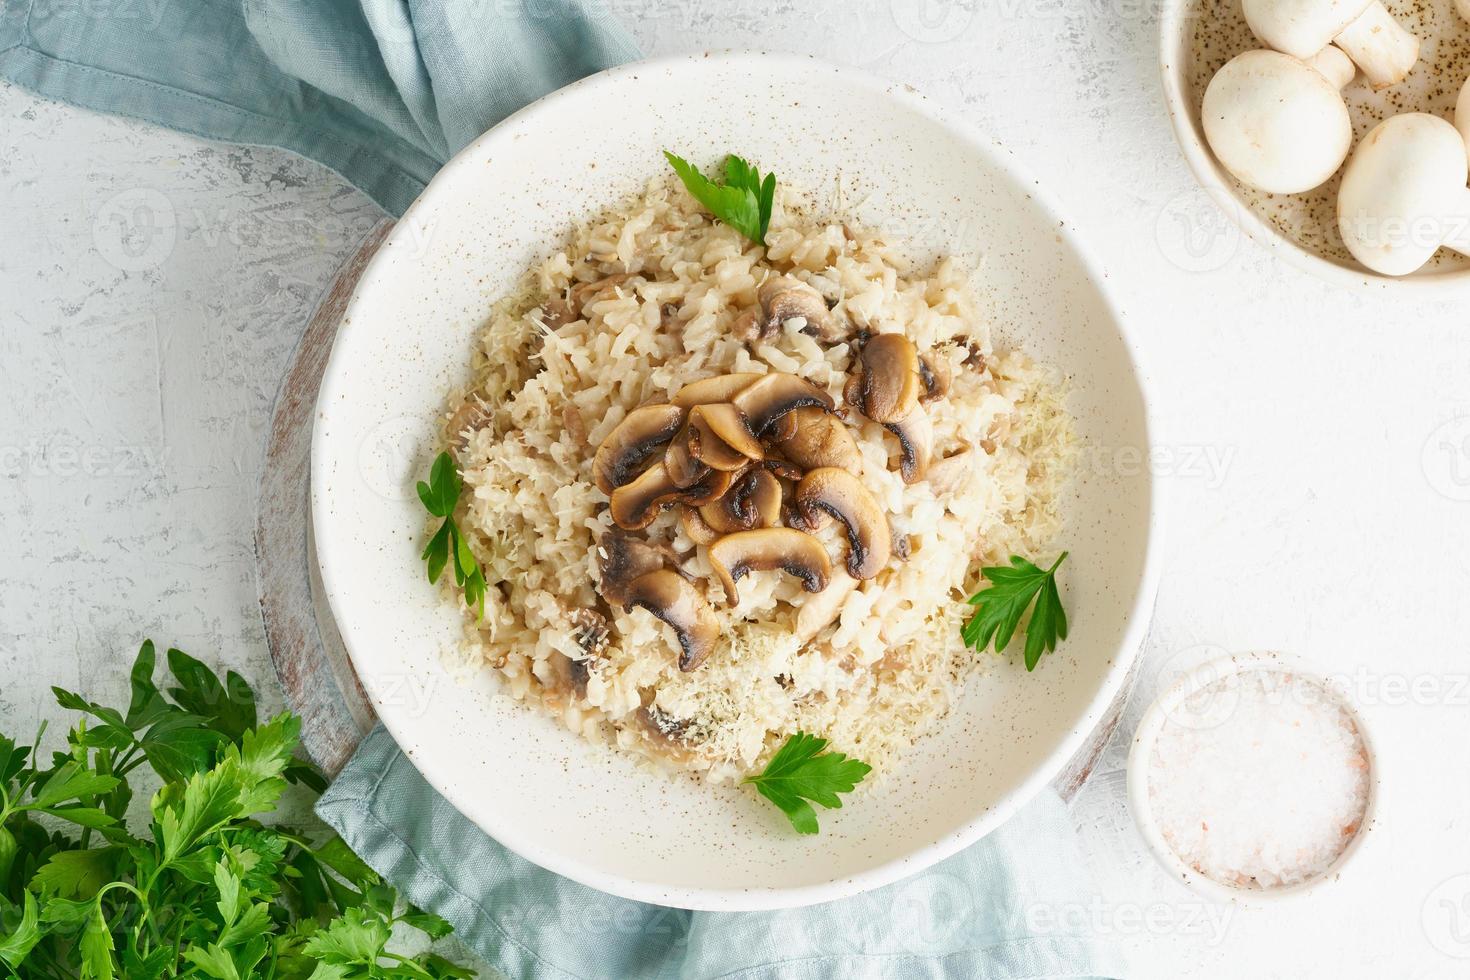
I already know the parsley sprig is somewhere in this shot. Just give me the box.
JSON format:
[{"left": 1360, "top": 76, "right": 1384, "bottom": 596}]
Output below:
[
  {"left": 743, "top": 732, "right": 871, "bottom": 835},
  {"left": 0, "top": 640, "right": 471, "bottom": 979},
  {"left": 961, "top": 552, "right": 1070, "bottom": 671},
  {"left": 664, "top": 151, "right": 776, "bottom": 246},
  {"left": 418, "top": 451, "right": 486, "bottom": 620}
]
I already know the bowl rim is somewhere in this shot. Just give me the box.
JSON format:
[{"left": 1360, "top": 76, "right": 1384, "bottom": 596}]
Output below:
[
  {"left": 1157, "top": 1, "right": 1470, "bottom": 293},
  {"left": 311, "top": 48, "right": 1168, "bottom": 910},
  {"left": 1125, "top": 650, "right": 1380, "bottom": 905}
]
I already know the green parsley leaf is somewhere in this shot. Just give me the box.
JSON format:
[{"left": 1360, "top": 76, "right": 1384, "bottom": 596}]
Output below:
[
  {"left": 417, "top": 451, "right": 487, "bottom": 620},
  {"left": 124, "top": 640, "right": 171, "bottom": 729},
  {"left": 78, "top": 900, "right": 116, "bottom": 980},
  {"left": 416, "top": 451, "right": 461, "bottom": 518},
  {"left": 0, "top": 891, "right": 41, "bottom": 968},
  {"left": 27, "top": 762, "right": 119, "bottom": 811},
  {"left": 166, "top": 646, "right": 258, "bottom": 741},
  {"left": 961, "top": 552, "right": 1070, "bottom": 671},
  {"left": 742, "top": 732, "right": 871, "bottom": 835},
  {"left": 304, "top": 906, "right": 391, "bottom": 964},
  {"left": 665, "top": 151, "right": 776, "bottom": 246},
  {"left": 421, "top": 520, "right": 451, "bottom": 586},
  {"left": 30, "top": 848, "right": 117, "bottom": 899},
  {"left": 35, "top": 805, "right": 115, "bottom": 830},
  {"left": 140, "top": 711, "right": 228, "bottom": 782}
]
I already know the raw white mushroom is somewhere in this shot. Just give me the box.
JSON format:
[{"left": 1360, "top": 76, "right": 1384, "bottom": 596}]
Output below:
[
  {"left": 1202, "top": 48, "right": 1355, "bottom": 194},
  {"left": 1242, "top": 0, "right": 1419, "bottom": 90},
  {"left": 1337, "top": 113, "right": 1470, "bottom": 276},
  {"left": 1457, "top": 75, "right": 1470, "bottom": 164}
]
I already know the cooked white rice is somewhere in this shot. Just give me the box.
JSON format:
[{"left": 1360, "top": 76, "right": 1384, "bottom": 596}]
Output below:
[{"left": 442, "top": 176, "right": 1070, "bottom": 783}]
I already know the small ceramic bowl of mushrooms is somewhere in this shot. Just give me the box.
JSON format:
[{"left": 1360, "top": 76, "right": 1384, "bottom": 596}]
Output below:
[{"left": 1161, "top": 0, "right": 1470, "bottom": 288}]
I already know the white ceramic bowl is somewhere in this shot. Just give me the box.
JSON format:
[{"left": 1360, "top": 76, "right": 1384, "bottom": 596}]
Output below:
[
  {"left": 1126, "top": 651, "right": 1379, "bottom": 904},
  {"left": 311, "top": 51, "right": 1162, "bottom": 910},
  {"left": 1160, "top": 0, "right": 1470, "bottom": 291}
]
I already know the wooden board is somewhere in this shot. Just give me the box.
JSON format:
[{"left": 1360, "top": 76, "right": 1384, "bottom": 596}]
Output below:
[
  {"left": 253, "top": 218, "right": 1139, "bottom": 793},
  {"left": 255, "top": 220, "right": 391, "bottom": 776}
]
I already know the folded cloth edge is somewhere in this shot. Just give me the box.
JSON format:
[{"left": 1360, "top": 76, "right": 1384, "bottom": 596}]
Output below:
[
  {"left": 317, "top": 727, "right": 1129, "bottom": 980},
  {"left": 0, "top": 44, "right": 432, "bottom": 215}
]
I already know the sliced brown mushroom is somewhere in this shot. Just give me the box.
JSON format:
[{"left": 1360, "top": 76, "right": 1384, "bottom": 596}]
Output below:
[
  {"left": 671, "top": 373, "right": 761, "bottom": 408},
  {"left": 795, "top": 569, "right": 859, "bottom": 642},
  {"left": 680, "top": 505, "right": 720, "bottom": 546},
  {"left": 793, "top": 467, "right": 891, "bottom": 580},
  {"left": 539, "top": 296, "right": 576, "bottom": 330},
  {"left": 777, "top": 406, "right": 862, "bottom": 474},
  {"left": 854, "top": 334, "right": 921, "bottom": 424},
  {"left": 731, "top": 307, "right": 764, "bottom": 341},
  {"left": 700, "top": 467, "right": 782, "bottom": 533},
  {"left": 570, "top": 273, "right": 631, "bottom": 313},
  {"left": 663, "top": 420, "right": 709, "bottom": 488},
  {"left": 597, "top": 528, "right": 667, "bottom": 605},
  {"left": 639, "top": 704, "right": 693, "bottom": 744},
  {"left": 763, "top": 457, "right": 804, "bottom": 481},
  {"left": 925, "top": 450, "right": 972, "bottom": 497},
  {"left": 562, "top": 405, "right": 588, "bottom": 448},
  {"left": 708, "top": 528, "right": 831, "bottom": 605},
  {"left": 758, "top": 276, "right": 837, "bottom": 341},
  {"left": 884, "top": 406, "right": 933, "bottom": 484},
  {"left": 730, "top": 372, "right": 835, "bottom": 437},
  {"left": 767, "top": 410, "right": 799, "bottom": 443},
  {"left": 593, "top": 404, "right": 686, "bottom": 494},
  {"left": 687, "top": 403, "right": 763, "bottom": 471},
  {"left": 918, "top": 351, "right": 952, "bottom": 403},
  {"left": 623, "top": 569, "right": 719, "bottom": 671},
  {"left": 446, "top": 395, "right": 493, "bottom": 450},
  {"left": 609, "top": 463, "right": 732, "bottom": 530}
]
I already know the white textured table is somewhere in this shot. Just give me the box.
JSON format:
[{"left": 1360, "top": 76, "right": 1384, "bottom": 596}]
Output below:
[{"left": 3, "top": 4, "right": 1469, "bottom": 977}]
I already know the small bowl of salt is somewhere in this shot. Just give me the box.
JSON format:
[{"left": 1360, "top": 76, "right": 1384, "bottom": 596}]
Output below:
[{"left": 1127, "top": 650, "right": 1377, "bottom": 903}]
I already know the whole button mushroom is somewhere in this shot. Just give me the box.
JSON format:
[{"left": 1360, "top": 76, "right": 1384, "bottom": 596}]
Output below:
[
  {"left": 1242, "top": 0, "right": 1419, "bottom": 90},
  {"left": 1337, "top": 113, "right": 1470, "bottom": 276},
  {"left": 1457, "top": 75, "right": 1470, "bottom": 163},
  {"left": 1202, "top": 48, "right": 1355, "bottom": 194}
]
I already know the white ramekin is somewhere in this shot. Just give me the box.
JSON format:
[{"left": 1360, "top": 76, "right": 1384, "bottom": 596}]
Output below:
[{"left": 1127, "top": 650, "right": 1380, "bottom": 905}]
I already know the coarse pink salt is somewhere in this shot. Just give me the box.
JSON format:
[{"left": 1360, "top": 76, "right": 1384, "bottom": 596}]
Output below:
[{"left": 1146, "top": 669, "right": 1370, "bottom": 890}]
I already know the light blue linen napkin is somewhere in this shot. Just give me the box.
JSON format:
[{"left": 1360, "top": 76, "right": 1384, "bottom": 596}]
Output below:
[
  {"left": 2, "top": 4, "right": 1127, "bottom": 974},
  {"left": 0, "top": 0, "right": 636, "bottom": 215},
  {"left": 319, "top": 726, "right": 1127, "bottom": 980}
]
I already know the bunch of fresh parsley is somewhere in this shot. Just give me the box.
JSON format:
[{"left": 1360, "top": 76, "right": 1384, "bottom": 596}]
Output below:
[
  {"left": 664, "top": 152, "right": 776, "bottom": 247},
  {"left": 0, "top": 641, "right": 470, "bottom": 979},
  {"left": 962, "top": 553, "right": 1070, "bottom": 671},
  {"left": 419, "top": 451, "right": 486, "bottom": 620}
]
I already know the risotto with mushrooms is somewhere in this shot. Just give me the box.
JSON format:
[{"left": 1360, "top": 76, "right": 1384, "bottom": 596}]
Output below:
[{"left": 438, "top": 174, "right": 1070, "bottom": 783}]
